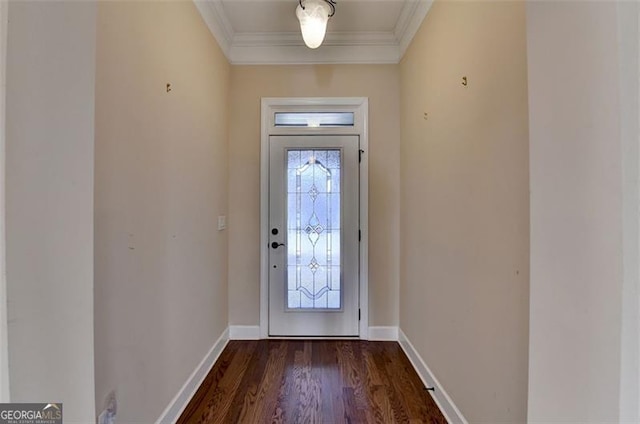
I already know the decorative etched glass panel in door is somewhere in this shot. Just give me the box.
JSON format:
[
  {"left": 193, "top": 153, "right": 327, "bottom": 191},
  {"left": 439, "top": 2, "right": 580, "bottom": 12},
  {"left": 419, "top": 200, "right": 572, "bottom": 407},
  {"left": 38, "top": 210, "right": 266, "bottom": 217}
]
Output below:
[{"left": 286, "top": 150, "right": 341, "bottom": 309}]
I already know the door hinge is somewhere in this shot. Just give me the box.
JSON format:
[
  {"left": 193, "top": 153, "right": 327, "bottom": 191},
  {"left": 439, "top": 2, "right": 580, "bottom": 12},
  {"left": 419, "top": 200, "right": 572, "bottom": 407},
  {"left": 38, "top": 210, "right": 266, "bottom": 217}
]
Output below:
[
  {"left": 359, "top": 149, "right": 364, "bottom": 163},
  {"left": 359, "top": 309, "right": 361, "bottom": 321},
  {"left": 358, "top": 230, "right": 361, "bottom": 242}
]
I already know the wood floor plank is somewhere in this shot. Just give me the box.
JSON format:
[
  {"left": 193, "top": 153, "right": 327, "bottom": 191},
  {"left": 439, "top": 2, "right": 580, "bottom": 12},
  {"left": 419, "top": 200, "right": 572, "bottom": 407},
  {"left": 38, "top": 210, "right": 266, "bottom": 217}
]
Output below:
[
  {"left": 178, "top": 340, "right": 447, "bottom": 424},
  {"left": 362, "top": 346, "right": 396, "bottom": 424},
  {"left": 270, "top": 340, "right": 299, "bottom": 424},
  {"left": 335, "top": 340, "right": 370, "bottom": 422},
  {"left": 224, "top": 340, "right": 270, "bottom": 423},
  {"left": 249, "top": 341, "right": 288, "bottom": 422},
  {"left": 292, "top": 342, "right": 322, "bottom": 423},
  {"left": 319, "top": 341, "right": 348, "bottom": 424}
]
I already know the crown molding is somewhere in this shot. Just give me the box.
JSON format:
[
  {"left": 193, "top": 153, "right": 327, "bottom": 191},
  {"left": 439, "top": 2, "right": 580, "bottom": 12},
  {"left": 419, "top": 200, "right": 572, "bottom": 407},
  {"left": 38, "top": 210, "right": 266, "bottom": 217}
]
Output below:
[
  {"left": 194, "top": 0, "right": 432, "bottom": 65},
  {"left": 396, "top": 0, "right": 434, "bottom": 58},
  {"left": 229, "top": 43, "right": 400, "bottom": 65},
  {"left": 194, "top": 0, "right": 233, "bottom": 54},
  {"left": 232, "top": 31, "right": 398, "bottom": 47}
]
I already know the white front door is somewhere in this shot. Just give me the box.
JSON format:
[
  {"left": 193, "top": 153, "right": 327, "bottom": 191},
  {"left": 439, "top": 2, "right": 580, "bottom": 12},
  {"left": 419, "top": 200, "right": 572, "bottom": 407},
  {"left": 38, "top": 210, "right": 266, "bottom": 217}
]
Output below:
[{"left": 268, "top": 135, "right": 360, "bottom": 336}]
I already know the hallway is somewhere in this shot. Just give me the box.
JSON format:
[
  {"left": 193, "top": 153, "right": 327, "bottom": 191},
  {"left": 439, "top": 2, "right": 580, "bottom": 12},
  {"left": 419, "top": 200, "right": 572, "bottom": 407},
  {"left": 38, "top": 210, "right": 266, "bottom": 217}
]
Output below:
[{"left": 2, "top": 0, "right": 639, "bottom": 423}]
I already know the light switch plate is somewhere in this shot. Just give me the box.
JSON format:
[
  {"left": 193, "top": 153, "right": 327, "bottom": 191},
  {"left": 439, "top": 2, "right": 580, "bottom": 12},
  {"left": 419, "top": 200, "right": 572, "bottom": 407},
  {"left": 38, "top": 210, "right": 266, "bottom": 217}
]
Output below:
[{"left": 218, "top": 215, "right": 226, "bottom": 231}]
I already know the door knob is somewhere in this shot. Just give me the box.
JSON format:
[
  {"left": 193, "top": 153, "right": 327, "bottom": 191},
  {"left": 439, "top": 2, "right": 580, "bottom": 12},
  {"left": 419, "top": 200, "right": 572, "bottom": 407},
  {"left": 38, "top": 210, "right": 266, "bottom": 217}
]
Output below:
[{"left": 271, "top": 242, "right": 285, "bottom": 249}]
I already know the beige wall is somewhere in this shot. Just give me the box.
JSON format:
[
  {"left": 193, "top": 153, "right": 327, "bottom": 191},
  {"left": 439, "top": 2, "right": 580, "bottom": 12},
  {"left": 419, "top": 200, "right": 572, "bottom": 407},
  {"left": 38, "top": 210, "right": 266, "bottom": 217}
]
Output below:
[
  {"left": 399, "top": 2, "right": 529, "bottom": 422},
  {"left": 6, "top": 1, "right": 97, "bottom": 421},
  {"left": 527, "top": 1, "right": 639, "bottom": 422},
  {"left": 229, "top": 65, "right": 400, "bottom": 327},
  {"left": 94, "top": 1, "right": 229, "bottom": 422}
]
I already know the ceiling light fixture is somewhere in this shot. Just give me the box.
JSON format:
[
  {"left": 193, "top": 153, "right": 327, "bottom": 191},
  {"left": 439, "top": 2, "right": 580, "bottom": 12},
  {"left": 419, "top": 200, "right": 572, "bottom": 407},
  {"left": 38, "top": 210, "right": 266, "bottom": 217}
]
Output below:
[{"left": 296, "top": 0, "right": 336, "bottom": 49}]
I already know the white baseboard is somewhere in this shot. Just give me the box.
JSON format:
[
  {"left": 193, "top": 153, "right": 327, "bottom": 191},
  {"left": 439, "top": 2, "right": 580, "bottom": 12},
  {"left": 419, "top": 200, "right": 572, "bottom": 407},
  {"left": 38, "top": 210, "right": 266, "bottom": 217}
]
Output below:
[
  {"left": 229, "top": 325, "right": 261, "bottom": 340},
  {"left": 229, "top": 325, "right": 397, "bottom": 340},
  {"left": 398, "top": 329, "right": 468, "bottom": 424},
  {"left": 368, "top": 326, "right": 398, "bottom": 341},
  {"left": 155, "top": 328, "right": 229, "bottom": 424}
]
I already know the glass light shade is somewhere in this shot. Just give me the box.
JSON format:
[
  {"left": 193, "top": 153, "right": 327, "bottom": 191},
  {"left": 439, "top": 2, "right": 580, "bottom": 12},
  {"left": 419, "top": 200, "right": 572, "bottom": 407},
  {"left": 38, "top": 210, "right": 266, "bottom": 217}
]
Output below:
[{"left": 296, "top": 0, "right": 332, "bottom": 49}]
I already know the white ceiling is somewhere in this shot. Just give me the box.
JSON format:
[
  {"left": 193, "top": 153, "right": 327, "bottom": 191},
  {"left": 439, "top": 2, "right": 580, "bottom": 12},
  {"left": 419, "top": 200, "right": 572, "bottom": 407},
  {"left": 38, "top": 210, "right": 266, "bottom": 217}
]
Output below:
[{"left": 194, "top": 0, "right": 433, "bottom": 64}]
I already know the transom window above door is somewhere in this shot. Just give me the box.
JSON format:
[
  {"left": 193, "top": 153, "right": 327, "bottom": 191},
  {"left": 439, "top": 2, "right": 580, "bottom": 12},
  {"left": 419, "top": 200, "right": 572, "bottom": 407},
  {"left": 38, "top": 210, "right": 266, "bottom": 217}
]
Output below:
[{"left": 274, "top": 112, "right": 355, "bottom": 127}]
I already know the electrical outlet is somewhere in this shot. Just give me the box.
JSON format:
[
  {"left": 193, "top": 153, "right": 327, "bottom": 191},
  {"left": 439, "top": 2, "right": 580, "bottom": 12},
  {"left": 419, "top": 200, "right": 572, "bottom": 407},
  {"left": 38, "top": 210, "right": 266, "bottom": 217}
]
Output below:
[
  {"left": 97, "top": 409, "right": 110, "bottom": 424},
  {"left": 98, "top": 391, "right": 117, "bottom": 424}
]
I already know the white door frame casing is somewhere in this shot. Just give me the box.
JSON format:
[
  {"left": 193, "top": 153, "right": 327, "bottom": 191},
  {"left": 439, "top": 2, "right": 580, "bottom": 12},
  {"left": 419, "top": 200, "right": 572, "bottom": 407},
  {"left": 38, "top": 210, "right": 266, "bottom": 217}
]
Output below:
[{"left": 260, "top": 97, "right": 369, "bottom": 339}]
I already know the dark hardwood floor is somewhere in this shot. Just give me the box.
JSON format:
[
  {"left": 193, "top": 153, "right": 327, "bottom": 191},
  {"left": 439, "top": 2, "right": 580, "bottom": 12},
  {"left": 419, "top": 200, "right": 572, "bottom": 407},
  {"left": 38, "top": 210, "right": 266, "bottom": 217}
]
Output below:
[{"left": 177, "top": 340, "right": 447, "bottom": 424}]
